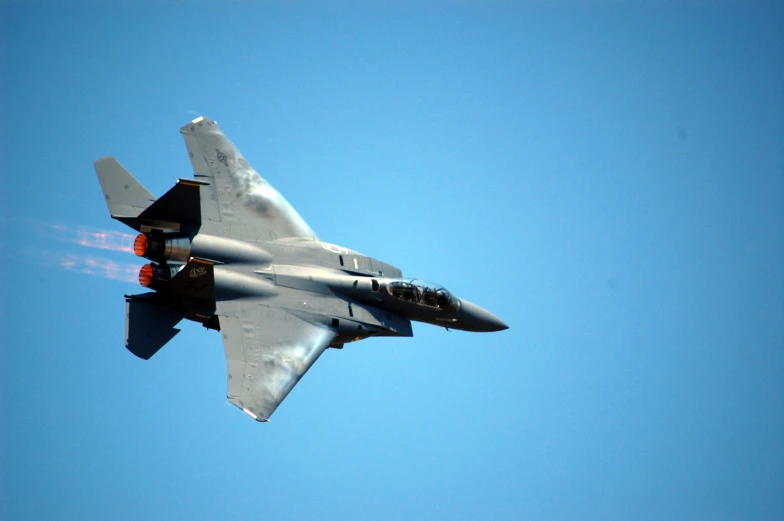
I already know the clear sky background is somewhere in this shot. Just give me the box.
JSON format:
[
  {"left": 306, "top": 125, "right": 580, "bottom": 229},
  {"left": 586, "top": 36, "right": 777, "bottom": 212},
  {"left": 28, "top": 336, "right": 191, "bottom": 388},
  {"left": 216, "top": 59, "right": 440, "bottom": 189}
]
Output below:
[{"left": 1, "top": 2, "right": 782, "bottom": 520}]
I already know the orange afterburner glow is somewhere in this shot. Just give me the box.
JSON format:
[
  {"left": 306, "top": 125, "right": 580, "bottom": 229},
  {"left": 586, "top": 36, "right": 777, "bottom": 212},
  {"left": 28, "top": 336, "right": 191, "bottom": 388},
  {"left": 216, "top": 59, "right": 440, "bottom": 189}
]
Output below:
[
  {"left": 133, "top": 234, "right": 148, "bottom": 257},
  {"left": 139, "top": 264, "right": 154, "bottom": 287}
]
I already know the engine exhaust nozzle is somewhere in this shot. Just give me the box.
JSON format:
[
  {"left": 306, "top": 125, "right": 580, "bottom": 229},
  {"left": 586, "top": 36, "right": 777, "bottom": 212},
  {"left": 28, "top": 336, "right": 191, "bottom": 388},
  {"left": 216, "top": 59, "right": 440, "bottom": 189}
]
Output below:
[
  {"left": 133, "top": 234, "right": 148, "bottom": 257},
  {"left": 138, "top": 263, "right": 179, "bottom": 289}
]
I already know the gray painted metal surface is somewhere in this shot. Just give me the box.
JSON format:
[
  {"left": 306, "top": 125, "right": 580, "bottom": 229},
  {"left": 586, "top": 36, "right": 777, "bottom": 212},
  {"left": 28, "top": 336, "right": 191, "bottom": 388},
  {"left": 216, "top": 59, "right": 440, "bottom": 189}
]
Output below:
[{"left": 94, "top": 116, "right": 507, "bottom": 422}]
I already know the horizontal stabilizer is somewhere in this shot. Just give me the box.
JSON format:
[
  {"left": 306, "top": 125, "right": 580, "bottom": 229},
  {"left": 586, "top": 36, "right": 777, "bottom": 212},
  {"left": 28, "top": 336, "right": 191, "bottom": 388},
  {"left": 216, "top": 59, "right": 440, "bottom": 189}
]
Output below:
[
  {"left": 95, "top": 157, "right": 156, "bottom": 222},
  {"left": 125, "top": 295, "right": 184, "bottom": 360},
  {"left": 137, "top": 180, "right": 202, "bottom": 228}
]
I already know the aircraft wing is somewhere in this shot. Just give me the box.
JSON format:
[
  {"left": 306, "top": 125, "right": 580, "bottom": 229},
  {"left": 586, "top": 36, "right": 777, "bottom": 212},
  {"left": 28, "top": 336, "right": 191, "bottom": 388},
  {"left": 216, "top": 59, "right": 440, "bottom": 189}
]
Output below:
[
  {"left": 180, "top": 117, "right": 318, "bottom": 241},
  {"left": 216, "top": 299, "right": 336, "bottom": 421}
]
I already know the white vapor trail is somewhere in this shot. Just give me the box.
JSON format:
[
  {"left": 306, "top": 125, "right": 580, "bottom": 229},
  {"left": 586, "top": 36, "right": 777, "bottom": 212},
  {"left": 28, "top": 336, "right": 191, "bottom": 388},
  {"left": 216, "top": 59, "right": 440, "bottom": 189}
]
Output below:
[
  {"left": 46, "top": 223, "right": 136, "bottom": 254},
  {"left": 35, "top": 249, "right": 141, "bottom": 283}
]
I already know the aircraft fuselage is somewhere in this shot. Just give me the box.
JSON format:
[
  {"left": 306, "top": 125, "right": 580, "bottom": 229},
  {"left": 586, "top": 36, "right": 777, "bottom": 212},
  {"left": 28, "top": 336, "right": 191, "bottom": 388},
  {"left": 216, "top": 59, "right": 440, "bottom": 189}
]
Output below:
[{"left": 134, "top": 231, "right": 507, "bottom": 347}]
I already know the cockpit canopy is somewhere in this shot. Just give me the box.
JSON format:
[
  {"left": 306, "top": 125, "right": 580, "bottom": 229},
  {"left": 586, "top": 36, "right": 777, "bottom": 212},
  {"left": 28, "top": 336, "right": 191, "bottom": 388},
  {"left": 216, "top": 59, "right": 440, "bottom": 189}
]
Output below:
[{"left": 385, "top": 279, "right": 461, "bottom": 312}]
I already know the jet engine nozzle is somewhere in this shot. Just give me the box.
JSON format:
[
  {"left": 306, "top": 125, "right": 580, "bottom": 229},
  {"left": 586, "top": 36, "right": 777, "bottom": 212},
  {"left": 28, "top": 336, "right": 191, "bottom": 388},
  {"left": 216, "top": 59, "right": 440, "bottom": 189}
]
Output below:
[
  {"left": 133, "top": 233, "right": 272, "bottom": 265},
  {"left": 133, "top": 233, "right": 191, "bottom": 262},
  {"left": 138, "top": 263, "right": 180, "bottom": 288},
  {"left": 133, "top": 233, "right": 148, "bottom": 256}
]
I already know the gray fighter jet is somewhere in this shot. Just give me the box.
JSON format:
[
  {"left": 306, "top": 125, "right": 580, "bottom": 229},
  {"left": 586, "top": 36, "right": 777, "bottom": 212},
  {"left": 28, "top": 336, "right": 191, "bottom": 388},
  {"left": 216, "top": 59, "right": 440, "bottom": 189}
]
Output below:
[{"left": 94, "top": 116, "right": 507, "bottom": 422}]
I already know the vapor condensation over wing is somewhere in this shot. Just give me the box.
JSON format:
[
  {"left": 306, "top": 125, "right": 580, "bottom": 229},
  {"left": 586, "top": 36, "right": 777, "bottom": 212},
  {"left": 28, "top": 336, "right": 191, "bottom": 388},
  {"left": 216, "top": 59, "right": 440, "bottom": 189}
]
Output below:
[{"left": 48, "top": 223, "right": 135, "bottom": 253}]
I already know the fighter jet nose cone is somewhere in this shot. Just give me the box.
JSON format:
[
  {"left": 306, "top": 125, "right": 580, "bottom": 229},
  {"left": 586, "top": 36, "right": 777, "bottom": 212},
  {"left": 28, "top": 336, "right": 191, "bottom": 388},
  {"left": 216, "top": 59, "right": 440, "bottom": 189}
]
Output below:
[
  {"left": 493, "top": 319, "right": 510, "bottom": 332},
  {"left": 457, "top": 300, "right": 509, "bottom": 332},
  {"left": 484, "top": 316, "right": 509, "bottom": 332}
]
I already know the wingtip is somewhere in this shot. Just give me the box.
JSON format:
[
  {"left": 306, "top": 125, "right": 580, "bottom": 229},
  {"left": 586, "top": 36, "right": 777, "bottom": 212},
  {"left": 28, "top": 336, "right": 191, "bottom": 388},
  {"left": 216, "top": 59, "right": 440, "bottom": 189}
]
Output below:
[{"left": 241, "top": 407, "right": 270, "bottom": 422}]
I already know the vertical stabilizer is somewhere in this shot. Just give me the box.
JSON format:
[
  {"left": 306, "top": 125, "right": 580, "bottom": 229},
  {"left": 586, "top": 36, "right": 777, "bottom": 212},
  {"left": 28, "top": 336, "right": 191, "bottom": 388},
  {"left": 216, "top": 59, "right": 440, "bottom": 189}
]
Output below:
[{"left": 95, "top": 156, "right": 156, "bottom": 219}]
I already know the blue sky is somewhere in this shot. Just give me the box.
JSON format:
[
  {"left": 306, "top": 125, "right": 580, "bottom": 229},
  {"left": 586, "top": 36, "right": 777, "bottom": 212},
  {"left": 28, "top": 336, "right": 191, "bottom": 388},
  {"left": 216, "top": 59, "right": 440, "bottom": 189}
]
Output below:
[{"left": 2, "top": 3, "right": 782, "bottom": 520}]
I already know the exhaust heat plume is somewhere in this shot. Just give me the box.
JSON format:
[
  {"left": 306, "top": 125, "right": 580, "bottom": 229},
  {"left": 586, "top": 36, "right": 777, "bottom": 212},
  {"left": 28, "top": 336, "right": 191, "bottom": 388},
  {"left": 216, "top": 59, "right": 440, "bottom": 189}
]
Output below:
[
  {"left": 58, "top": 253, "right": 140, "bottom": 283},
  {"left": 33, "top": 248, "right": 141, "bottom": 283},
  {"left": 47, "top": 223, "right": 135, "bottom": 254}
]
